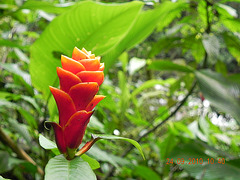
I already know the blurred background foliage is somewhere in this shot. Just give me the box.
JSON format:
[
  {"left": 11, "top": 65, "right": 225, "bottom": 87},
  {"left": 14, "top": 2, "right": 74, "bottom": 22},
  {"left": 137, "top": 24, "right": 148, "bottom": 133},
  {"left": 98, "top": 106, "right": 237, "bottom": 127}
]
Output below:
[{"left": 0, "top": 0, "right": 240, "bottom": 179}]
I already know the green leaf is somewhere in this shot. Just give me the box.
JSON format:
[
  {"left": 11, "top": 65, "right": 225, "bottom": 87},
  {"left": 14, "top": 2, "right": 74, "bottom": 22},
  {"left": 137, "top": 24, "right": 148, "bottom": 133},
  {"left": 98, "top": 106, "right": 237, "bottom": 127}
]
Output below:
[
  {"left": 215, "top": 60, "right": 227, "bottom": 76},
  {"left": 92, "top": 134, "right": 145, "bottom": 160},
  {"left": 0, "top": 39, "right": 27, "bottom": 49},
  {"left": 39, "top": 134, "right": 60, "bottom": 155},
  {"left": 223, "top": 32, "right": 240, "bottom": 63},
  {"left": 174, "top": 122, "right": 194, "bottom": 138},
  {"left": 134, "top": 165, "right": 161, "bottom": 180},
  {"left": 221, "top": 18, "right": 240, "bottom": 32},
  {"left": 202, "top": 34, "right": 220, "bottom": 62},
  {"left": 148, "top": 60, "right": 194, "bottom": 73},
  {"left": 87, "top": 146, "right": 119, "bottom": 168},
  {"left": 118, "top": 52, "right": 128, "bottom": 72},
  {"left": 14, "top": 48, "right": 30, "bottom": 63},
  {"left": 0, "top": 63, "right": 31, "bottom": 85},
  {"left": 0, "top": 63, "right": 33, "bottom": 95},
  {"left": 0, "top": 151, "right": 10, "bottom": 173},
  {"left": 0, "top": 99, "right": 19, "bottom": 109},
  {"left": 182, "top": 35, "right": 205, "bottom": 63},
  {"left": 18, "top": 108, "right": 38, "bottom": 129},
  {"left": 159, "top": 133, "right": 178, "bottom": 160},
  {"left": 39, "top": 134, "right": 57, "bottom": 149},
  {"left": 21, "top": 95, "right": 42, "bottom": 115},
  {"left": 195, "top": 70, "right": 240, "bottom": 124},
  {"left": 30, "top": 1, "right": 143, "bottom": 98},
  {"left": 88, "top": 116, "right": 104, "bottom": 132},
  {"left": 8, "top": 118, "right": 32, "bottom": 145},
  {"left": 45, "top": 155, "right": 96, "bottom": 180},
  {"left": 81, "top": 154, "right": 100, "bottom": 170},
  {"left": 125, "top": 112, "right": 149, "bottom": 126},
  {"left": 216, "top": 3, "right": 237, "bottom": 17}
]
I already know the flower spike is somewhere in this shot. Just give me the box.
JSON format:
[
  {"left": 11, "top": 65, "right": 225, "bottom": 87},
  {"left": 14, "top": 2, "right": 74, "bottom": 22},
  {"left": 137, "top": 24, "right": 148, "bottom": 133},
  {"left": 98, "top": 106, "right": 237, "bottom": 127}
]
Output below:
[{"left": 48, "top": 47, "right": 105, "bottom": 160}]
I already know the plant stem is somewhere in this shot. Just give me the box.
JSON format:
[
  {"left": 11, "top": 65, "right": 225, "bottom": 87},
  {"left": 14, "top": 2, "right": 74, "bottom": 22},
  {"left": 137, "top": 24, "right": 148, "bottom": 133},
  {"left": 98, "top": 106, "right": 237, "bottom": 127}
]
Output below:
[
  {"left": 0, "top": 126, "right": 44, "bottom": 176},
  {"left": 103, "top": 81, "right": 197, "bottom": 179},
  {"left": 75, "top": 135, "right": 100, "bottom": 157}
]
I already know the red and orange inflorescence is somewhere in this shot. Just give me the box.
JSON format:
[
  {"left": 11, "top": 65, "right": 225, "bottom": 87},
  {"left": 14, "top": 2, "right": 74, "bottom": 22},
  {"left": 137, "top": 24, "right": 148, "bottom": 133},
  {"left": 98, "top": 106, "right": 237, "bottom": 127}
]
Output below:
[{"left": 48, "top": 47, "right": 105, "bottom": 160}]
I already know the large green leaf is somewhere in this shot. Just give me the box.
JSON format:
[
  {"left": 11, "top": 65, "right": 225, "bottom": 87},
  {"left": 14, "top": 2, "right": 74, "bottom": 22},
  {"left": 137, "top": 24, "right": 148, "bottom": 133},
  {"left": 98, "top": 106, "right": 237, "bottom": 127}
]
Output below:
[
  {"left": 195, "top": 70, "right": 240, "bottom": 124},
  {"left": 148, "top": 60, "right": 194, "bottom": 73},
  {"left": 45, "top": 155, "right": 96, "bottom": 180},
  {"left": 30, "top": 1, "right": 143, "bottom": 98}
]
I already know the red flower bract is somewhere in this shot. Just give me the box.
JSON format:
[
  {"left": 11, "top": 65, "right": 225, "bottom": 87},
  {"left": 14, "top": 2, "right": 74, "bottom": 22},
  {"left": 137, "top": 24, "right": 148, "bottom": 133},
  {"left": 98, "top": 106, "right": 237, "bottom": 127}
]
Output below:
[{"left": 47, "top": 47, "right": 105, "bottom": 160}]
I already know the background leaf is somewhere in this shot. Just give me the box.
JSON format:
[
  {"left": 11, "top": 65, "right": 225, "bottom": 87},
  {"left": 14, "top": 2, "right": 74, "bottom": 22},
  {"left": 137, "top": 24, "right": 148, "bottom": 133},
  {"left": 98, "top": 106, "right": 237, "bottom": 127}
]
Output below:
[
  {"left": 133, "top": 165, "right": 161, "bottom": 180},
  {"left": 196, "top": 70, "right": 240, "bottom": 124},
  {"left": 148, "top": 60, "right": 194, "bottom": 73}
]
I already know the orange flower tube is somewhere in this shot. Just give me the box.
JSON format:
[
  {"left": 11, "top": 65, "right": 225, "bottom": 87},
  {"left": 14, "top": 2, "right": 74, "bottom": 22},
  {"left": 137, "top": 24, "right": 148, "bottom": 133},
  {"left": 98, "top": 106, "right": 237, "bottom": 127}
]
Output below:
[{"left": 47, "top": 47, "right": 105, "bottom": 160}]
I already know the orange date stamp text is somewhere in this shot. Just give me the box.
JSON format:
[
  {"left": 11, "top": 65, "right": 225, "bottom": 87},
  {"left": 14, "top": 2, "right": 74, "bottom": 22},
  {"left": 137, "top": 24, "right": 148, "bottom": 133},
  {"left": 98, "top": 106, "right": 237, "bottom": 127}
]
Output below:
[{"left": 166, "top": 158, "right": 225, "bottom": 165}]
